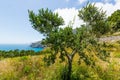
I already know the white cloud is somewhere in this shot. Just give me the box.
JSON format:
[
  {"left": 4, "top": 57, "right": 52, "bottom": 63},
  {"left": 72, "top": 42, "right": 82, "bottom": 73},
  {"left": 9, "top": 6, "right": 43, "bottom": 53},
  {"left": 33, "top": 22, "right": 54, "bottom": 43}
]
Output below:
[
  {"left": 95, "top": 1, "right": 120, "bottom": 17},
  {"left": 54, "top": 0, "right": 120, "bottom": 29},
  {"left": 54, "top": 8, "right": 84, "bottom": 29},
  {"left": 78, "top": 0, "right": 87, "bottom": 4},
  {"left": 115, "top": 0, "right": 120, "bottom": 3}
]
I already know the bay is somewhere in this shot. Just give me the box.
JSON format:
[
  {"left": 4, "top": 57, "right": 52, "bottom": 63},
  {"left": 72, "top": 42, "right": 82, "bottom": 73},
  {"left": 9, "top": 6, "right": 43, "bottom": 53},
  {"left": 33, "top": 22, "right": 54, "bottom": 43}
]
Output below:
[{"left": 0, "top": 44, "right": 43, "bottom": 52}]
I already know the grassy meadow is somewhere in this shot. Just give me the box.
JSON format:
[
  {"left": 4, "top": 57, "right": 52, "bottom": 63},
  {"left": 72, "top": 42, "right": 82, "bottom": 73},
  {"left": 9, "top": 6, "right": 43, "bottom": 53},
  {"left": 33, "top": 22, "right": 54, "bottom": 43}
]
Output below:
[{"left": 0, "top": 40, "right": 120, "bottom": 80}]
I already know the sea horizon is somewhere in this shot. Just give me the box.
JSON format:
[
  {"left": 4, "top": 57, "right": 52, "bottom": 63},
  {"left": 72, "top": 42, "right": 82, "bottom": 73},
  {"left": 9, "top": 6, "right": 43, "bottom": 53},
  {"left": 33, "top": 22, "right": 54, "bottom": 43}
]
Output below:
[{"left": 0, "top": 44, "right": 43, "bottom": 52}]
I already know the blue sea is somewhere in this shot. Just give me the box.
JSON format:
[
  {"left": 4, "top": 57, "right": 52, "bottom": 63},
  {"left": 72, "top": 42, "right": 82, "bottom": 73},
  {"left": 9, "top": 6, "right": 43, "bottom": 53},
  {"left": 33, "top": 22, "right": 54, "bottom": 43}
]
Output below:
[{"left": 0, "top": 44, "right": 43, "bottom": 52}]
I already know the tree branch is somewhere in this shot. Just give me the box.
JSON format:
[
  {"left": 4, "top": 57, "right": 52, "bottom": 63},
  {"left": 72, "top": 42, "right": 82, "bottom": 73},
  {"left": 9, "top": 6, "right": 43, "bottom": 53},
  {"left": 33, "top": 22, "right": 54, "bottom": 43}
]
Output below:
[
  {"left": 71, "top": 49, "right": 76, "bottom": 59},
  {"left": 64, "top": 50, "right": 70, "bottom": 59},
  {"left": 63, "top": 48, "right": 76, "bottom": 61}
]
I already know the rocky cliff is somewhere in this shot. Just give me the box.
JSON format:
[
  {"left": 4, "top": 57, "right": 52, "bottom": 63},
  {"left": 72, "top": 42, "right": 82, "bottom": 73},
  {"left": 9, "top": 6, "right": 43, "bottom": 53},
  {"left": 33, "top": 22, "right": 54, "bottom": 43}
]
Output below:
[{"left": 30, "top": 41, "right": 45, "bottom": 48}]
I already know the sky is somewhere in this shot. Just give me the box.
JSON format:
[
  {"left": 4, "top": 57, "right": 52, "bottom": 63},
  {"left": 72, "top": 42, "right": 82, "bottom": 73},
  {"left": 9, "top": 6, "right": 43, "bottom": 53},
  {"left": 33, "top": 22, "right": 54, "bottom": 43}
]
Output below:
[{"left": 0, "top": 0, "right": 120, "bottom": 44}]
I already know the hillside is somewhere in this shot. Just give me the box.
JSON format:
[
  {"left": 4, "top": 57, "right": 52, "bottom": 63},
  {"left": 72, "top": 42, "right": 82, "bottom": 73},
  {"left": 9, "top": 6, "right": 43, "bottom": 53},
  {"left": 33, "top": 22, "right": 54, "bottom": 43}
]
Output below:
[{"left": 0, "top": 37, "right": 120, "bottom": 80}]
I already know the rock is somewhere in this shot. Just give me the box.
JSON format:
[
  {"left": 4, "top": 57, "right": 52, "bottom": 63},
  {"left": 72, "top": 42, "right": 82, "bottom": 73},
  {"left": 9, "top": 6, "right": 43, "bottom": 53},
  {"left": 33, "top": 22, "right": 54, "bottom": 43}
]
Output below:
[
  {"left": 99, "top": 36, "right": 120, "bottom": 42},
  {"left": 30, "top": 41, "right": 45, "bottom": 48}
]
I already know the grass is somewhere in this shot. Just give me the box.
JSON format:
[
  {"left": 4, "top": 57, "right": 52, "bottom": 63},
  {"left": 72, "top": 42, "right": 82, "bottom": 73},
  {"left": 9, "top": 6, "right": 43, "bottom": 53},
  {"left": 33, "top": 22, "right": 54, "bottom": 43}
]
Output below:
[
  {"left": 0, "top": 56, "right": 42, "bottom": 80},
  {"left": 103, "top": 31, "right": 120, "bottom": 37},
  {"left": 112, "top": 31, "right": 120, "bottom": 36},
  {"left": 0, "top": 41, "right": 120, "bottom": 80}
]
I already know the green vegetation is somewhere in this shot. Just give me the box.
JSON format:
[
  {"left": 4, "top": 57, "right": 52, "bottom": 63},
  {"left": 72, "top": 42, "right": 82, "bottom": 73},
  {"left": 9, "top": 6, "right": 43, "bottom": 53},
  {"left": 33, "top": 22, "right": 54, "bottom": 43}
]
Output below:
[
  {"left": 0, "top": 50, "right": 45, "bottom": 59},
  {"left": 78, "top": 3, "right": 109, "bottom": 37},
  {"left": 108, "top": 10, "right": 120, "bottom": 32},
  {"left": 28, "top": 3, "right": 110, "bottom": 80},
  {"left": 0, "top": 2, "right": 120, "bottom": 80},
  {"left": 0, "top": 43, "right": 119, "bottom": 80},
  {"left": 0, "top": 50, "right": 36, "bottom": 58}
]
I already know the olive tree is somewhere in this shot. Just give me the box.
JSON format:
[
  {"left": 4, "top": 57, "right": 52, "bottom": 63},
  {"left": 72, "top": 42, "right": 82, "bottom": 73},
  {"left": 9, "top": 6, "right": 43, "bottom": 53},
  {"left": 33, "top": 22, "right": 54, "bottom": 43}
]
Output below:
[{"left": 28, "top": 7, "right": 109, "bottom": 80}]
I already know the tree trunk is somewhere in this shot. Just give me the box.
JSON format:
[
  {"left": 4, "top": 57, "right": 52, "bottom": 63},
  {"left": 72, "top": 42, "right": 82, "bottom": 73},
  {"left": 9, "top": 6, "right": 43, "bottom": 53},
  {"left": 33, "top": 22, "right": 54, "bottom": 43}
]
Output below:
[
  {"left": 67, "top": 57, "right": 72, "bottom": 80},
  {"left": 64, "top": 50, "right": 76, "bottom": 80}
]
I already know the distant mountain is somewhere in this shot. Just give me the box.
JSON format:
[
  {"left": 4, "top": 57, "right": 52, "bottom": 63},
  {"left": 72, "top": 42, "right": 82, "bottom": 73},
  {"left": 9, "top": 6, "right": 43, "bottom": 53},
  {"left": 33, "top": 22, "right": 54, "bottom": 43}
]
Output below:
[{"left": 30, "top": 41, "right": 45, "bottom": 48}]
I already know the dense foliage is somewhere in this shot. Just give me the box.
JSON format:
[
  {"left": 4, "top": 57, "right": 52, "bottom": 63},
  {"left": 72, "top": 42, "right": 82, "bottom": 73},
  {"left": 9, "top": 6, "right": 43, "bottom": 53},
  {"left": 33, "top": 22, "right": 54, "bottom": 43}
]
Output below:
[
  {"left": 28, "top": 8, "right": 64, "bottom": 36},
  {"left": 78, "top": 3, "right": 109, "bottom": 37},
  {"left": 0, "top": 49, "right": 46, "bottom": 58},
  {"left": 108, "top": 9, "right": 120, "bottom": 32}
]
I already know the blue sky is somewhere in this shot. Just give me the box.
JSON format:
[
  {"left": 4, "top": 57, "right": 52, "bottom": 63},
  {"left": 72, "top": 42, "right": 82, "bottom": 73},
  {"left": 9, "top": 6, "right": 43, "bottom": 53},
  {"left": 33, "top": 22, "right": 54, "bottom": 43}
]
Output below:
[{"left": 0, "top": 0, "right": 119, "bottom": 44}]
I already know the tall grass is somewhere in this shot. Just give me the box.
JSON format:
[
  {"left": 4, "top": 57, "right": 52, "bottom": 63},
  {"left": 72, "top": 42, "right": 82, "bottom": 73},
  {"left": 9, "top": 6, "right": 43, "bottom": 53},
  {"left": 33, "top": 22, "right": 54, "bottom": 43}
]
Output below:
[{"left": 0, "top": 42, "right": 120, "bottom": 80}]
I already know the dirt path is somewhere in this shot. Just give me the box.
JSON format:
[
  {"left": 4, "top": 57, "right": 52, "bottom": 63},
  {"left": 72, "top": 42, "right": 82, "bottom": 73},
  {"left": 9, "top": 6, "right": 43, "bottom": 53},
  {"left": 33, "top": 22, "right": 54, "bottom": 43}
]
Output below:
[{"left": 99, "top": 36, "right": 120, "bottom": 42}]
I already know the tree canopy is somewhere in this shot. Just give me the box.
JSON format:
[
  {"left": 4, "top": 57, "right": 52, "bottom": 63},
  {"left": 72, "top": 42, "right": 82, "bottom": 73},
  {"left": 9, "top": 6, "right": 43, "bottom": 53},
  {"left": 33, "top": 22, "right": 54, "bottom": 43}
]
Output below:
[
  {"left": 28, "top": 8, "right": 64, "bottom": 36},
  {"left": 108, "top": 9, "right": 120, "bottom": 32},
  {"left": 78, "top": 3, "right": 109, "bottom": 37},
  {"left": 28, "top": 4, "right": 110, "bottom": 80}
]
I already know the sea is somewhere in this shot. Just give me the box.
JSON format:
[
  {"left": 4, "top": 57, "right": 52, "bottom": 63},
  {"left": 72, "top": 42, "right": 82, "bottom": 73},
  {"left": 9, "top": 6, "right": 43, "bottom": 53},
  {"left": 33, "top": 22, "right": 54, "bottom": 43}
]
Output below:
[{"left": 0, "top": 44, "right": 43, "bottom": 52}]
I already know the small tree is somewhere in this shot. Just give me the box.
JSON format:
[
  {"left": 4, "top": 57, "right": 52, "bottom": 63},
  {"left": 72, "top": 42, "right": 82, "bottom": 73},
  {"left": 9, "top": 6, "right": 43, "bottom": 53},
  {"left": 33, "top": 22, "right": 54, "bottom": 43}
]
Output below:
[
  {"left": 28, "top": 7, "right": 109, "bottom": 80},
  {"left": 108, "top": 9, "right": 120, "bottom": 32}
]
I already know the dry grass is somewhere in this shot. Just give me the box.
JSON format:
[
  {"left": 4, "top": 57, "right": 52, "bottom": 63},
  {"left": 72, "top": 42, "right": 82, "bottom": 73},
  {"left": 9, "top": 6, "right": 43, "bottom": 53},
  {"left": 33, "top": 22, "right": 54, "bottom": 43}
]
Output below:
[{"left": 0, "top": 41, "right": 120, "bottom": 80}]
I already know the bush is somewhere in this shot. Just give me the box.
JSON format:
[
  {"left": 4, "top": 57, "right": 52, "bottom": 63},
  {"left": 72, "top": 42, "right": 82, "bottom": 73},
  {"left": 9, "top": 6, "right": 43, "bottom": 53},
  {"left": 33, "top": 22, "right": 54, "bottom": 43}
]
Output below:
[{"left": 0, "top": 49, "right": 43, "bottom": 59}]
